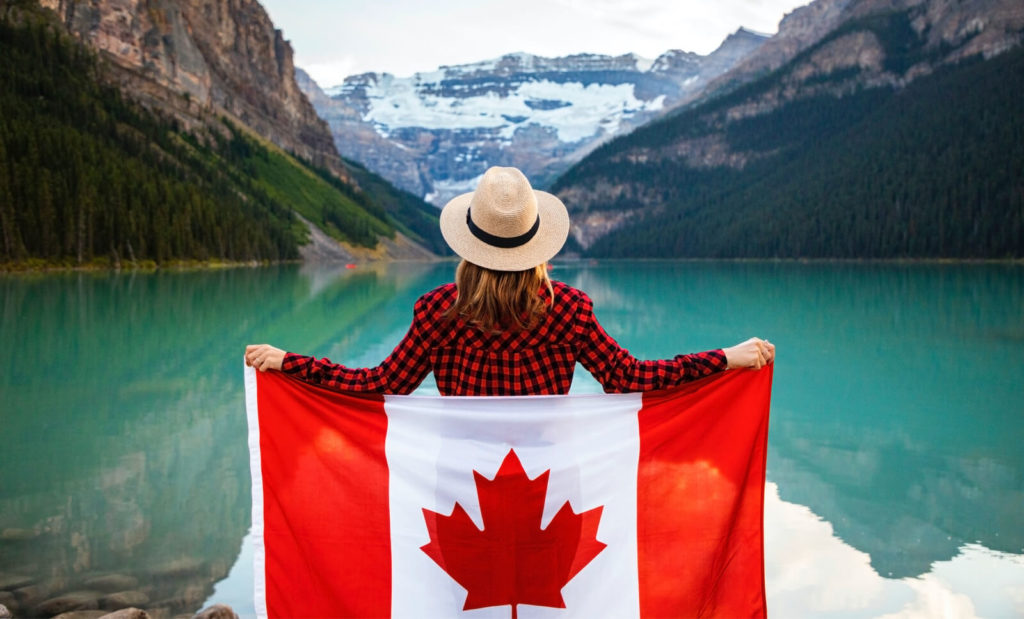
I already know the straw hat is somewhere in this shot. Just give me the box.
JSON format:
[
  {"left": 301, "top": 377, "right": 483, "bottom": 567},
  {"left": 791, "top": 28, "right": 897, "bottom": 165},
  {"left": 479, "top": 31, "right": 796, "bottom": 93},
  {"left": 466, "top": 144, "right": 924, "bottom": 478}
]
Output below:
[{"left": 439, "top": 166, "right": 570, "bottom": 271}]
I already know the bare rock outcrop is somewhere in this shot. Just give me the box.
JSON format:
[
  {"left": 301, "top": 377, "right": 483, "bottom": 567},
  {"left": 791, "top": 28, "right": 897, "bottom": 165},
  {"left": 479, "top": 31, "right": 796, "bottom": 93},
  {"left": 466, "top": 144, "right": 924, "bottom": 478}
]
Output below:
[{"left": 38, "top": 0, "right": 346, "bottom": 179}]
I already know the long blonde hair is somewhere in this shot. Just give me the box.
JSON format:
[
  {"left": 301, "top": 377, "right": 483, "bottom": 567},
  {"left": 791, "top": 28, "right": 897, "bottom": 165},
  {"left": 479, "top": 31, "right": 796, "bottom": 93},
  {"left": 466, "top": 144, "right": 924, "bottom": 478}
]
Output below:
[{"left": 445, "top": 260, "right": 554, "bottom": 332}]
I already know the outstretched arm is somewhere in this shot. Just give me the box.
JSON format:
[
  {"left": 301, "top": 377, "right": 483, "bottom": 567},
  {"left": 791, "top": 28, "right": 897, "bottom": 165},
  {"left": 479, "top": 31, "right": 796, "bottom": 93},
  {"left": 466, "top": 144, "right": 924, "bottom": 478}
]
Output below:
[
  {"left": 574, "top": 293, "right": 729, "bottom": 392},
  {"left": 574, "top": 293, "right": 774, "bottom": 392},
  {"left": 243, "top": 297, "right": 433, "bottom": 394}
]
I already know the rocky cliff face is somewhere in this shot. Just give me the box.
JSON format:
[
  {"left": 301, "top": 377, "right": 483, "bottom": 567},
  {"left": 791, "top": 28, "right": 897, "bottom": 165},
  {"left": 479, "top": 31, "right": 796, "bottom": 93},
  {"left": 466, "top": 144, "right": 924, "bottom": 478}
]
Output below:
[
  {"left": 695, "top": 0, "right": 1024, "bottom": 112},
  {"left": 39, "top": 0, "right": 345, "bottom": 177},
  {"left": 698, "top": 0, "right": 855, "bottom": 96},
  {"left": 706, "top": 0, "right": 1024, "bottom": 139},
  {"left": 302, "top": 29, "right": 768, "bottom": 206}
]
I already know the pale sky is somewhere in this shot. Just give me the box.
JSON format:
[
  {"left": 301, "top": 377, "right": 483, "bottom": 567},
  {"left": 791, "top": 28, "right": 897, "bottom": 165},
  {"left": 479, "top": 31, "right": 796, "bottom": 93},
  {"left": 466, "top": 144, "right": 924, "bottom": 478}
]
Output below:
[{"left": 259, "top": 0, "right": 810, "bottom": 88}]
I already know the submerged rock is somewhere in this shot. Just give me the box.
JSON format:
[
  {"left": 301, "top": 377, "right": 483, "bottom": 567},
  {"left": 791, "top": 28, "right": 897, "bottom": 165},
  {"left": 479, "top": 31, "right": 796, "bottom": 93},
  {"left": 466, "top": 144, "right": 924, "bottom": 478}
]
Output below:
[
  {"left": 33, "top": 591, "right": 101, "bottom": 617},
  {"left": 146, "top": 558, "right": 204, "bottom": 579},
  {"left": 0, "top": 572, "right": 33, "bottom": 590},
  {"left": 100, "top": 591, "right": 150, "bottom": 611},
  {"left": 82, "top": 575, "right": 139, "bottom": 593},
  {"left": 15, "top": 584, "right": 50, "bottom": 609},
  {"left": 0, "top": 528, "right": 38, "bottom": 541},
  {"left": 52, "top": 611, "right": 108, "bottom": 619}
]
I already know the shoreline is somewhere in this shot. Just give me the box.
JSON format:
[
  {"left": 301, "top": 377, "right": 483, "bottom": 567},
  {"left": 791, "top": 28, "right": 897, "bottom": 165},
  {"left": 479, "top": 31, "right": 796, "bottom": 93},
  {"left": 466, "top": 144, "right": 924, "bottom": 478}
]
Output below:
[
  {"left": 0, "top": 257, "right": 302, "bottom": 274},
  {"left": 555, "top": 256, "right": 1024, "bottom": 265},
  {"left": 2, "top": 255, "right": 1022, "bottom": 274}
]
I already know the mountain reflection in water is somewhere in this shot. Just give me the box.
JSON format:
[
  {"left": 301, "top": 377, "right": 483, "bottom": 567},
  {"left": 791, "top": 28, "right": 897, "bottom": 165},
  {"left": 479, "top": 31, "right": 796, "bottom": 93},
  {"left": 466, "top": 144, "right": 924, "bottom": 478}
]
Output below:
[{"left": 1, "top": 261, "right": 1021, "bottom": 618}]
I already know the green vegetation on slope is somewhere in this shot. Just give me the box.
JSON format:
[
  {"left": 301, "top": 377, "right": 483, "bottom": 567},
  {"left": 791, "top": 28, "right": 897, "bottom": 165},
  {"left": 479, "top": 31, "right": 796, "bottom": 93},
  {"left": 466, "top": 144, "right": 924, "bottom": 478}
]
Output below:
[
  {"left": 555, "top": 17, "right": 1024, "bottom": 259},
  {"left": 214, "top": 124, "right": 394, "bottom": 249},
  {"left": 340, "top": 158, "right": 450, "bottom": 256},
  {"left": 0, "top": 5, "right": 443, "bottom": 267}
]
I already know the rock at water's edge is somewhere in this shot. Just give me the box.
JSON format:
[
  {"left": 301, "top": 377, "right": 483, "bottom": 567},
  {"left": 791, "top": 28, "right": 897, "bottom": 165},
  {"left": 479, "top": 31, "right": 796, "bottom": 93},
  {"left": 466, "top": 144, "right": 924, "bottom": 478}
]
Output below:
[
  {"left": 98, "top": 608, "right": 151, "bottom": 619},
  {"left": 193, "top": 604, "right": 238, "bottom": 619}
]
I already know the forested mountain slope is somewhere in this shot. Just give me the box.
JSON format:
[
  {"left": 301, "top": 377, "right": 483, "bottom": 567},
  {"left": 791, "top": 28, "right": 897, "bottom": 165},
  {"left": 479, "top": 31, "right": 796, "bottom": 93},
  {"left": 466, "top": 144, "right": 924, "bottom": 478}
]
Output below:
[
  {"left": 553, "top": 1, "right": 1024, "bottom": 258},
  {"left": 0, "top": 1, "right": 445, "bottom": 267}
]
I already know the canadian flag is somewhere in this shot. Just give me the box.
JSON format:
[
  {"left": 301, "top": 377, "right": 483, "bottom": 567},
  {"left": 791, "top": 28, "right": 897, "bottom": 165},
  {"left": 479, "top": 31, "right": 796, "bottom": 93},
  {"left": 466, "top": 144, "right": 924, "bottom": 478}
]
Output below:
[{"left": 244, "top": 364, "right": 772, "bottom": 619}]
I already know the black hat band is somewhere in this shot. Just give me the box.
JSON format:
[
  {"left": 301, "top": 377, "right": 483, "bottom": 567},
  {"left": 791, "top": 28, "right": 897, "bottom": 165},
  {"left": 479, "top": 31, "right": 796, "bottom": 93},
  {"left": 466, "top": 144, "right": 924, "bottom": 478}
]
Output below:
[{"left": 466, "top": 208, "right": 540, "bottom": 249}]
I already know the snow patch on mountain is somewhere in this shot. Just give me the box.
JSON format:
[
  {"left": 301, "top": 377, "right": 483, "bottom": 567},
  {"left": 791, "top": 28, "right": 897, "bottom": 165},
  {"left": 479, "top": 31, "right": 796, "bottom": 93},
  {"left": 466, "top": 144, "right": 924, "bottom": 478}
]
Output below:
[
  {"left": 362, "top": 77, "right": 666, "bottom": 143},
  {"left": 423, "top": 173, "right": 486, "bottom": 205},
  {"left": 634, "top": 56, "right": 656, "bottom": 72}
]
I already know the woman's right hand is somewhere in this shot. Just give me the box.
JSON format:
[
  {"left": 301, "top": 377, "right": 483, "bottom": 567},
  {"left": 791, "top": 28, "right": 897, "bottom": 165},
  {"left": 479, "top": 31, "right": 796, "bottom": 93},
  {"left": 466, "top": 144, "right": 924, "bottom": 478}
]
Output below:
[
  {"left": 723, "top": 337, "right": 775, "bottom": 370},
  {"left": 245, "top": 344, "right": 286, "bottom": 372}
]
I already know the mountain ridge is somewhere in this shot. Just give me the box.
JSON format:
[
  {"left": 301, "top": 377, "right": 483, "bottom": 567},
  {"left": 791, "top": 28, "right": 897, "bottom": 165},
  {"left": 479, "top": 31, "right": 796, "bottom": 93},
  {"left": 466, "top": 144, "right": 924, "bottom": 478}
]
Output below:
[{"left": 300, "top": 28, "right": 769, "bottom": 206}]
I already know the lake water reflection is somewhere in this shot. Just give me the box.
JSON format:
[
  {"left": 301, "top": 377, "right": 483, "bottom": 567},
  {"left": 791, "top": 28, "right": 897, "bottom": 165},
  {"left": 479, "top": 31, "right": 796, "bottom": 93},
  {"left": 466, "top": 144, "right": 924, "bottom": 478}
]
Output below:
[{"left": 1, "top": 261, "right": 1021, "bottom": 618}]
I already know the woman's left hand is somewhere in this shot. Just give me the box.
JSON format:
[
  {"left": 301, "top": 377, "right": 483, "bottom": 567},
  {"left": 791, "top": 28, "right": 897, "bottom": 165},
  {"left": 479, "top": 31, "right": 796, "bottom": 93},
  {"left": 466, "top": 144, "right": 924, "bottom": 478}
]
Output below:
[
  {"left": 723, "top": 337, "right": 775, "bottom": 370},
  {"left": 245, "top": 344, "right": 285, "bottom": 372}
]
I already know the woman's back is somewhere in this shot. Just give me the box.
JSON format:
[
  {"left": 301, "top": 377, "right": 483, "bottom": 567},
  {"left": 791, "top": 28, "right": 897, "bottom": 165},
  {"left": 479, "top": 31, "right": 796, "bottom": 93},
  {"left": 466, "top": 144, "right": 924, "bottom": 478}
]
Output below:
[
  {"left": 414, "top": 280, "right": 578, "bottom": 395},
  {"left": 281, "top": 279, "right": 727, "bottom": 396}
]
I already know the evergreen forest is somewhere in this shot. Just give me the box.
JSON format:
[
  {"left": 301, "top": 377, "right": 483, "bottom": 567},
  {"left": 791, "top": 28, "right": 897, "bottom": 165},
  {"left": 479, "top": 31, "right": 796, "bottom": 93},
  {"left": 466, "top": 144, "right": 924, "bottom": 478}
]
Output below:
[
  {"left": 0, "top": 6, "right": 445, "bottom": 268},
  {"left": 555, "top": 28, "right": 1024, "bottom": 259}
]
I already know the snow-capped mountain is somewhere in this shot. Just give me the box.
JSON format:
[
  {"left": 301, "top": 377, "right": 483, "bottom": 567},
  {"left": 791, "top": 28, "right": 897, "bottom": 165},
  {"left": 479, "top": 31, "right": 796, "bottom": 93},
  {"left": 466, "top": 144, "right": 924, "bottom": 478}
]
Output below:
[{"left": 298, "top": 28, "right": 768, "bottom": 206}]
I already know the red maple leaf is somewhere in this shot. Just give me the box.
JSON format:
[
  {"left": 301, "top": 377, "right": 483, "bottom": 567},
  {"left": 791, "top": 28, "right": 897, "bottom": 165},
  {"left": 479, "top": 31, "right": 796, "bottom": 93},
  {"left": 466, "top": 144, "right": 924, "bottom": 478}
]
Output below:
[{"left": 421, "top": 449, "right": 607, "bottom": 619}]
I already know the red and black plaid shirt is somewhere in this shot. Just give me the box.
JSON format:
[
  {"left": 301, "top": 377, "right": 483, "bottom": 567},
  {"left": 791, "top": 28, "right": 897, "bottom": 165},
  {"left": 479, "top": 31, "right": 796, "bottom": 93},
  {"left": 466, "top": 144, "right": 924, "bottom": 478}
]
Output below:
[{"left": 281, "top": 281, "right": 727, "bottom": 396}]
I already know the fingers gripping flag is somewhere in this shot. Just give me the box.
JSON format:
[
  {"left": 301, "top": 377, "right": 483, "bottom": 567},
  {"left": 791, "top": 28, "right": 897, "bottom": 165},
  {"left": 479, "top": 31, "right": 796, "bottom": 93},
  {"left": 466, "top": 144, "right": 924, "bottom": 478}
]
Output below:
[{"left": 244, "top": 364, "right": 772, "bottom": 619}]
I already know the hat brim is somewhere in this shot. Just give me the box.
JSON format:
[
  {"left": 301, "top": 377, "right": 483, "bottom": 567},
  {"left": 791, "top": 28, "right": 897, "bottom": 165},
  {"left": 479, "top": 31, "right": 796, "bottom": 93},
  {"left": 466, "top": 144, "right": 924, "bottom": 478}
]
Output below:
[{"left": 439, "top": 189, "right": 570, "bottom": 271}]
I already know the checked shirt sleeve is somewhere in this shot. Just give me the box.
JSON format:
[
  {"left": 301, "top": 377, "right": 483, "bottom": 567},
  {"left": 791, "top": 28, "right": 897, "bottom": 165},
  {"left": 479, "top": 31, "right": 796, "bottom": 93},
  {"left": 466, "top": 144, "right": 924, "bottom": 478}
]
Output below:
[
  {"left": 280, "top": 296, "right": 433, "bottom": 395},
  {"left": 573, "top": 291, "right": 727, "bottom": 393}
]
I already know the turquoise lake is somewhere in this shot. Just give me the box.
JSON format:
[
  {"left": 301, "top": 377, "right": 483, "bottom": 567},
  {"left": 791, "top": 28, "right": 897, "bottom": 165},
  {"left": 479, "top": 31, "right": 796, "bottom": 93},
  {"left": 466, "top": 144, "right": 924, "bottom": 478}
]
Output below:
[{"left": 1, "top": 261, "right": 1022, "bottom": 617}]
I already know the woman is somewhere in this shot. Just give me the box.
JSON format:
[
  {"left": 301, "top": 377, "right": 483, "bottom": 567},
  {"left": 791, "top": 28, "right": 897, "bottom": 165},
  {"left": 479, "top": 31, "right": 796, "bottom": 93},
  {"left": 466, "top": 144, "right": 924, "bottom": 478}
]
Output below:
[{"left": 245, "top": 166, "right": 774, "bottom": 394}]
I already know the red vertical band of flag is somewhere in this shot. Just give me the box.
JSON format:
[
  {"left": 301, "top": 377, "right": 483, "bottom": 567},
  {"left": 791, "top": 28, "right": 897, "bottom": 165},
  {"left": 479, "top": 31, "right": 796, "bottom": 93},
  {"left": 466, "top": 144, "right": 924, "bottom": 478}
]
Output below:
[
  {"left": 254, "top": 369, "right": 391, "bottom": 618},
  {"left": 638, "top": 367, "right": 772, "bottom": 618}
]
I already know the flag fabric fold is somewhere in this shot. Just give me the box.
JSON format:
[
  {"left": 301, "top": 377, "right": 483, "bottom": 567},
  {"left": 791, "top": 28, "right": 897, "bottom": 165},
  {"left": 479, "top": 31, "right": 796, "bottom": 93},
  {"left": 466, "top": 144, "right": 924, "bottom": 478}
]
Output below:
[{"left": 244, "top": 363, "right": 772, "bottom": 619}]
